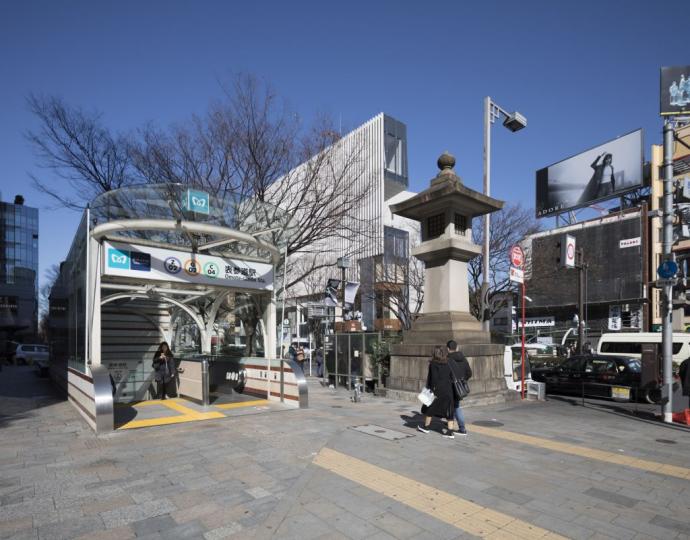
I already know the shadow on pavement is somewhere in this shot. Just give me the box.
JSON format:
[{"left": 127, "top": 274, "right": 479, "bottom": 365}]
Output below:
[
  {"left": 0, "top": 365, "right": 64, "bottom": 429},
  {"left": 548, "top": 393, "right": 690, "bottom": 432}
]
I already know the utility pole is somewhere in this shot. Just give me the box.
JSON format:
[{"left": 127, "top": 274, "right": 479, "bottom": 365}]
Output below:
[
  {"left": 661, "top": 119, "right": 675, "bottom": 423},
  {"left": 575, "top": 248, "right": 588, "bottom": 354}
]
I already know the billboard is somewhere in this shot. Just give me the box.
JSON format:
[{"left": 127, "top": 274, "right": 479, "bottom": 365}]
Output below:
[
  {"left": 535, "top": 129, "right": 643, "bottom": 218},
  {"left": 661, "top": 66, "right": 690, "bottom": 117}
]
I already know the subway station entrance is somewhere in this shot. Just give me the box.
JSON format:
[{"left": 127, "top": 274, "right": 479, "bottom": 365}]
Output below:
[{"left": 48, "top": 184, "right": 306, "bottom": 433}]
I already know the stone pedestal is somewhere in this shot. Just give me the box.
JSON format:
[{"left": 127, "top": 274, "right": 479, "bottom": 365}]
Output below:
[{"left": 383, "top": 153, "right": 516, "bottom": 406}]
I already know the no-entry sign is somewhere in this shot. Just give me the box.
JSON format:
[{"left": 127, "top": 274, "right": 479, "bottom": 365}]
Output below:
[{"left": 509, "top": 245, "right": 525, "bottom": 268}]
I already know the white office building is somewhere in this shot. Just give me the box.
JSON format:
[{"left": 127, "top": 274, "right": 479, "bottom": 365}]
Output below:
[{"left": 277, "top": 113, "right": 420, "bottom": 332}]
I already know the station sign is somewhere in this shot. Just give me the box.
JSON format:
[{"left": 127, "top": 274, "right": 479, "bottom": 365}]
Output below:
[{"left": 103, "top": 241, "right": 273, "bottom": 291}]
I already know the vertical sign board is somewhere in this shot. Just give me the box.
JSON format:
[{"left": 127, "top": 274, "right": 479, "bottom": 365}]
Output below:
[
  {"left": 608, "top": 305, "right": 622, "bottom": 331},
  {"left": 561, "top": 234, "right": 576, "bottom": 268}
]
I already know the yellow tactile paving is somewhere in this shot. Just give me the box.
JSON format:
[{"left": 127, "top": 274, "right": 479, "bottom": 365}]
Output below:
[
  {"left": 213, "top": 399, "right": 269, "bottom": 410},
  {"left": 115, "top": 398, "right": 224, "bottom": 430},
  {"left": 117, "top": 412, "right": 224, "bottom": 430},
  {"left": 313, "top": 448, "right": 568, "bottom": 540},
  {"left": 470, "top": 424, "right": 690, "bottom": 481},
  {"left": 115, "top": 397, "right": 276, "bottom": 430}
]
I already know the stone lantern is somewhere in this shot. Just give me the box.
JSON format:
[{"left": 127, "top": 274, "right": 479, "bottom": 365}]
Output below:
[{"left": 385, "top": 152, "right": 513, "bottom": 402}]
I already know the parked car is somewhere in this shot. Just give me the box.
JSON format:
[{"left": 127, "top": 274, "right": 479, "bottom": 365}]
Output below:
[
  {"left": 531, "top": 354, "right": 651, "bottom": 402},
  {"left": 11, "top": 344, "right": 49, "bottom": 372}
]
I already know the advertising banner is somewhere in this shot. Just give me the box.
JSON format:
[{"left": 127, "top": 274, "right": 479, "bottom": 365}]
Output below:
[
  {"left": 102, "top": 241, "right": 273, "bottom": 290},
  {"left": 661, "top": 66, "right": 690, "bottom": 117},
  {"left": 517, "top": 316, "right": 555, "bottom": 328},
  {"left": 536, "top": 129, "right": 643, "bottom": 217}
]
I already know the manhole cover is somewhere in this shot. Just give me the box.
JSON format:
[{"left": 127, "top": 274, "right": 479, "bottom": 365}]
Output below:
[
  {"left": 655, "top": 439, "right": 676, "bottom": 444},
  {"left": 473, "top": 420, "right": 504, "bottom": 427},
  {"left": 350, "top": 424, "right": 414, "bottom": 440}
]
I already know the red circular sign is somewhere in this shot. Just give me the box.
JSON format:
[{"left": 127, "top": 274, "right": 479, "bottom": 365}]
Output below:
[
  {"left": 567, "top": 243, "right": 575, "bottom": 261},
  {"left": 510, "top": 245, "right": 525, "bottom": 268}
]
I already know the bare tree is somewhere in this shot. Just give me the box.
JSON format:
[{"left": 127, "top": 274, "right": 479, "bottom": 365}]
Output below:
[
  {"left": 468, "top": 204, "right": 541, "bottom": 320},
  {"left": 26, "top": 95, "right": 133, "bottom": 208},
  {"left": 27, "top": 76, "right": 375, "bottom": 353}
]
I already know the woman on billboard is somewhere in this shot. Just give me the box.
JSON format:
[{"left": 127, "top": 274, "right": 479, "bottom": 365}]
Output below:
[{"left": 578, "top": 152, "right": 615, "bottom": 205}]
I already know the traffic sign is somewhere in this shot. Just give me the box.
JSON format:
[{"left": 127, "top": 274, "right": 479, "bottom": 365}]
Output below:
[
  {"left": 561, "top": 234, "right": 576, "bottom": 268},
  {"left": 509, "top": 266, "right": 524, "bottom": 284},
  {"left": 657, "top": 260, "right": 678, "bottom": 279},
  {"left": 509, "top": 245, "right": 525, "bottom": 268}
]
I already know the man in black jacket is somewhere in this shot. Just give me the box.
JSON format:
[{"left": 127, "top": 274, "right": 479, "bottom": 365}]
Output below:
[{"left": 447, "top": 340, "right": 472, "bottom": 436}]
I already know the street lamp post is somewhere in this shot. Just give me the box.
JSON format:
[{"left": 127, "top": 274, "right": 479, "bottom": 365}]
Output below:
[{"left": 481, "top": 97, "right": 527, "bottom": 331}]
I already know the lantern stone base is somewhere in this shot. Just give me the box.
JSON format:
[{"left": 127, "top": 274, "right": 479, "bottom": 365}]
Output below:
[{"left": 385, "top": 312, "right": 515, "bottom": 405}]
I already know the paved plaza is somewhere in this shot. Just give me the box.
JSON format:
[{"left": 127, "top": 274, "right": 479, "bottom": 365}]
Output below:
[{"left": 1, "top": 365, "right": 690, "bottom": 539}]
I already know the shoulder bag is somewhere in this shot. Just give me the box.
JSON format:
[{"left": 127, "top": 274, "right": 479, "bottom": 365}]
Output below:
[{"left": 449, "top": 361, "right": 470, "bottom": 400}]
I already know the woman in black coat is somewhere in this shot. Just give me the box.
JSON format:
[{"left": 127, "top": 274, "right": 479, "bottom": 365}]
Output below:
[
  {"left": 418, "top": 346, "right": 456, "bottom": 439},
  {"left": 152, "top": 342, "right": 177, "bottom": 400}
]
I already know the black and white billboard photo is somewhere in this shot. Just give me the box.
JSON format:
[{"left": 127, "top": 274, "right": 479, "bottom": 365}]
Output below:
[
  {"left": 535, "top": 129, "right": 643, "bottom": 218},
  {"left": 661, "top": 66, "right": 690, "bottom": 116}
]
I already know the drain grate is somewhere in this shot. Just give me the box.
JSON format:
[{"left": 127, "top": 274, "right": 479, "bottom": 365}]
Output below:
[
  {"left": 472, "top": 420, "right": 504, "bottom": 427},
  {"left": 655, "top": 439, "right": 676, "bottom": 444},
  {"left": 350, "top": 424, "right": 414, "bottom": 440},
  {"left": 331, "top": 405, "right": 343, "bottom": 409}
]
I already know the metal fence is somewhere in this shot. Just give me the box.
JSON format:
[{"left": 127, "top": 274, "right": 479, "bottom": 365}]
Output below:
[{"left": 323, "top": 332, "right": 380, "bottom": 390}]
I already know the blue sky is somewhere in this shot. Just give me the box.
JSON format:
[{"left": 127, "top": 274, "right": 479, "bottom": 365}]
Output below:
[{"left": 0, "top": 0, "right": 687, "bottom": 288}]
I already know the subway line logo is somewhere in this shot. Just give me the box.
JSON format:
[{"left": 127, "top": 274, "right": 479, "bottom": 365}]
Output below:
[{"left": 107, "top": 248, "right": 151, "bottom": 272}]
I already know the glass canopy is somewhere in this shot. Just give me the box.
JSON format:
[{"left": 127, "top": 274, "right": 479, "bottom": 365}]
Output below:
[{"left": 90, "top": 183, "right": 296, "bottom": 260}]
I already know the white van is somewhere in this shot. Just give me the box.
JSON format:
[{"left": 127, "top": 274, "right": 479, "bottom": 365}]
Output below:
[
  {"left": 503, "top": 345, "right": 534, "bottom": 393},
  {"left": 597, "top": 333, "right": 690, "bottom": 365}
]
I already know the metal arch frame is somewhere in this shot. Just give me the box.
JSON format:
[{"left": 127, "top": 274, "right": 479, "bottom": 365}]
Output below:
[
  {"left": 101, "top": 292, "right": 205, "bottom": 332},
  {"left": 91, "top": 219, "right": 281, "bottom": 264}
]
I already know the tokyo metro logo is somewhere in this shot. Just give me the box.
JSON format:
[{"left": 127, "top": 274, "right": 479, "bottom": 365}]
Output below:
[{"left": 108, "top": 248, "right": 130, "bottom": 269}]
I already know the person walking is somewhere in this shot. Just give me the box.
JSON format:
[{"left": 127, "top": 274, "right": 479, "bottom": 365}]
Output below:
[
  {"left": 680, "top": 357, "right": 690, "bottom": 409},
  {"left": 296, "top": 344, "right": 306, "bottom": 373},
  {"left": 418, "top": 345, "right": 456, "bottom": 439},
  {"left": 447, "top": 340, "right": 472, "bottom": 436},
  {"left": 152, "top": 341, "right": 177, "bottom": 400},
  {"left": 315, "top": 348, "right": 324, "bottom": 378}
]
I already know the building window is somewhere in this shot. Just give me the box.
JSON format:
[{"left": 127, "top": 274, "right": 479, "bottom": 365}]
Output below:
[
  {"left": 385, "top": 133, "right": 403, "bottom": 176},
  {"left": 454, "top": 213, "right": 467, "bottom": 235},
  {"left": 427, "top": 213, "right": 446, "bottom": 239}
]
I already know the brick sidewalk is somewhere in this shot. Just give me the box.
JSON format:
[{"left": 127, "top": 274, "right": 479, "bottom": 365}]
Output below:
[{"left": 1, "top": 366, "right": 689, "bottom": 539}]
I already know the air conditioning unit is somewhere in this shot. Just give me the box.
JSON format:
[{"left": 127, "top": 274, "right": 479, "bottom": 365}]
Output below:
[{"left": 526, "top": 381, "right": 546, "bottom": 401}]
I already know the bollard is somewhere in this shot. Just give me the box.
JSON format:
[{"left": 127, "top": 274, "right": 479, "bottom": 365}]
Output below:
[{"left": 201, "top": 358, "right": 210, "bottom": 407}]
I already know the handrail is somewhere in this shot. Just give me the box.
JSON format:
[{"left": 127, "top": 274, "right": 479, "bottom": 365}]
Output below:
[
  {"left": 282, "top": 358, "right": 308, "bottom": 408},
  {"left": 91, "top": 365, "right": 114, "bottom": 434}
]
